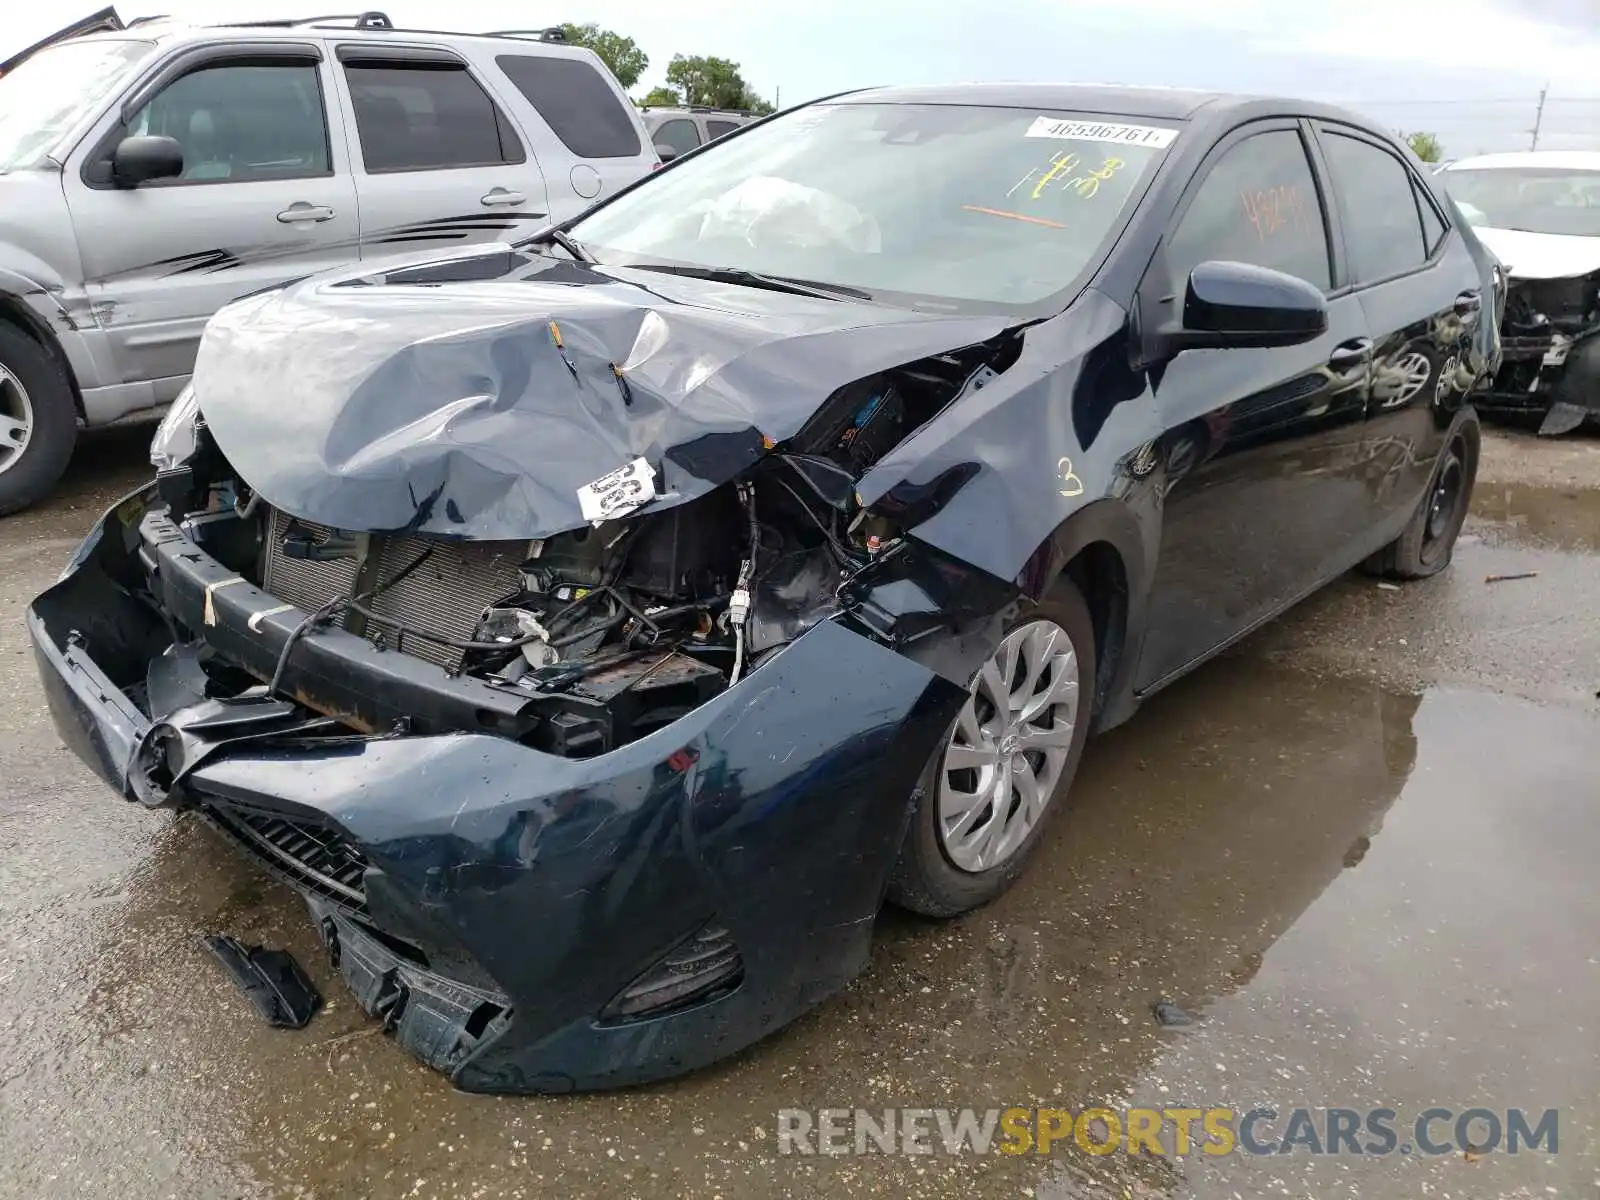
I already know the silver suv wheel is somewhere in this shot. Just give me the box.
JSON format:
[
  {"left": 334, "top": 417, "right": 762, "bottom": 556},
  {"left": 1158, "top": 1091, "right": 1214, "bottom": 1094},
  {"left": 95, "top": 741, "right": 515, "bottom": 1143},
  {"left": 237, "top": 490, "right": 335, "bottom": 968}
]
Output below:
[
  {"left": 0, "top": 363, "right": 33, "bottom": 477},
  {"left": 939, "top": 617, "right": 1081, "bottom": 872}
]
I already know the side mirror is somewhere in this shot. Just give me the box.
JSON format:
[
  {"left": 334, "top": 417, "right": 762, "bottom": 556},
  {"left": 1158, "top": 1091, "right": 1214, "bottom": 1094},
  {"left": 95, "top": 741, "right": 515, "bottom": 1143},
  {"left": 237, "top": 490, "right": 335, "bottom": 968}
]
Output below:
[
  {"left": 111, "top": 135, "right": 184, "bottom": 187},
  {"left": 1162, "top": 260, "right": 1328, "bottom": 354},
  {"left": 653, "top": 141, "right": 682, "bottom": 164}
]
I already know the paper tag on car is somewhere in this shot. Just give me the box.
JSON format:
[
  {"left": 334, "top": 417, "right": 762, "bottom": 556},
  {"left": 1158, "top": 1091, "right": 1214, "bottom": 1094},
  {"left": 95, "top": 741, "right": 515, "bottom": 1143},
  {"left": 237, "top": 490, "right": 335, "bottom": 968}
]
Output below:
[
  {"left": 577, "top": 457, "right": 657, "bottom": 524},
  {"left": 1542, "top": 336, "right": 1570, "bottom": 367},
  {"left": 1025, "top": 117, "right": 1176, "bottom": 148}
]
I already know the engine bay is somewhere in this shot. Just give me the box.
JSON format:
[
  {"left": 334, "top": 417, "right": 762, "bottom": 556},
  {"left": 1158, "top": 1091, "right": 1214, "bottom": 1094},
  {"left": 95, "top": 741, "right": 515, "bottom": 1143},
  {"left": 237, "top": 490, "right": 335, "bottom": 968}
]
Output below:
[{"left": 151, "top": 339, "right": 1015, "bottom": 759}]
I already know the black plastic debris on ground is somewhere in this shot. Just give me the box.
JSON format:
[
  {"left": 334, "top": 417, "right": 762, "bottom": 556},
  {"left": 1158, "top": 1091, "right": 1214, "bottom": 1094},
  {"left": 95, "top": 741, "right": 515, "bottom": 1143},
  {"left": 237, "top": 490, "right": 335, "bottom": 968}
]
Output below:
[
  {"left": 202, "top": 934, "right": 322, "bottom": 1028},
  {"left": 1153, "top": 1000, "right": 1195, "bottom": 1028}
]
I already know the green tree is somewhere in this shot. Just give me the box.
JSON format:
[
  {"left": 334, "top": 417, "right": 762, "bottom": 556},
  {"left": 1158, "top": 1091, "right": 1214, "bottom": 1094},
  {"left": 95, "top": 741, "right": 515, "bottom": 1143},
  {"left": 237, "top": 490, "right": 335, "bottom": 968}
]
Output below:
[
  {"left": 665, "top": 54, "right": 769, "bottom": 111},
  {"left": 1403, "top": 130, "right": 1444, "bottom": 163},
  {"left": 739, "top": 88, "right": 776, "bottom": 116},
  {"left": 638, "top": 85, "right": 681, "bottom": 107},
  {"left": 559, "top": 23, "right": 648, "bottom": 90}
]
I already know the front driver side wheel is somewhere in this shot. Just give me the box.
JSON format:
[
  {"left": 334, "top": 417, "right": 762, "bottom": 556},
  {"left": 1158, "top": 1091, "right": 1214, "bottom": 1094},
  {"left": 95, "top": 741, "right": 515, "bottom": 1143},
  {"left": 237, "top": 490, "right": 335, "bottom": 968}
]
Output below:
[
  {"left": 887, "top": 579, "right": 1096, "bottom": 917},
  {"left": 0, "top": 324, "right": 77, "bottom": 517}
]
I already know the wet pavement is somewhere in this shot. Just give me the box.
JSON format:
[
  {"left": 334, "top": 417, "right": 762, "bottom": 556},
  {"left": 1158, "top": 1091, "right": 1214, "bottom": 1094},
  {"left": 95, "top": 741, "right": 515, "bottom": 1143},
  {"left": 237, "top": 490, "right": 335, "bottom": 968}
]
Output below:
[{"left": 1, "top": 424, "right": 1597, "bottom": 1199}]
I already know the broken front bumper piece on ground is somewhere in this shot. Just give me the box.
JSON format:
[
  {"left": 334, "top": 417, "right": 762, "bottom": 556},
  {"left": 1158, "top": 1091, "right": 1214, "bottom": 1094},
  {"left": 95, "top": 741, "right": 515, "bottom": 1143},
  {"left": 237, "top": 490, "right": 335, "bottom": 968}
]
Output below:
[{"left": 27, "top": 487, "right": 994, "bottom": 1092}]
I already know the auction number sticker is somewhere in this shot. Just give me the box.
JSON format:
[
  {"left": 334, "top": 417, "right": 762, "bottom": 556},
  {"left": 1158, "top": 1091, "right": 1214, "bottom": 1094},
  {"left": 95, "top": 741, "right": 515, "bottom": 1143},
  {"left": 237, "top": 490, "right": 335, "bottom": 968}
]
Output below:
[
  {"left": 1025, "top": 116, "right": 1177, "bottom": 148},
  {"left": 577, "top": 456, "right": 657, "bottom": 524}
]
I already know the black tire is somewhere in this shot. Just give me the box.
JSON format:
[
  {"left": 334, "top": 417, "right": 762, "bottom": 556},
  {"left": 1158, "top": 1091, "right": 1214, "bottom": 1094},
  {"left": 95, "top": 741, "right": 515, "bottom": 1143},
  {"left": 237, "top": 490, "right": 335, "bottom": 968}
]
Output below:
[
  {"left": 0, "top": 323, "right": 77, "bottom": 517},
  {"left": 1364, "top": 415, "right": 1479, "bottom": 581},
  {"left": 887, "top": 579, "right": 1096, "bottom": 917}
]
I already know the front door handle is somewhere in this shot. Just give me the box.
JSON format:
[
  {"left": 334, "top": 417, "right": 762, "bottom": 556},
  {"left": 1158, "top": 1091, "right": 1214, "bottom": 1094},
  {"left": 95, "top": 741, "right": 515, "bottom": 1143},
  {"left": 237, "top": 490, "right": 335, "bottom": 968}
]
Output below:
[
  {"left": 1328, "top": 337, "right": 1373, "bottom": 371},
  {"left": 277, "top": 202, "right": 335, "bottom": 224},
  {"left": 480, "top": 188, "right": 526, "bottom": 207},
  {"left": 1454, "top": 289, "right": 1482, "bottom": 316}
]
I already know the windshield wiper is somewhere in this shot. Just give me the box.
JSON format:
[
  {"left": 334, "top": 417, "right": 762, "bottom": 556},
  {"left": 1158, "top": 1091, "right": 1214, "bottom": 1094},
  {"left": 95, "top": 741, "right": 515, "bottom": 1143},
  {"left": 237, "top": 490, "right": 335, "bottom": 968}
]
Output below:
[
  {"left": 625, "top": 263, "right": 872, "bottom": 302},
  {"left": 517, "top": 227, "right": 595, "bottom": 263}
]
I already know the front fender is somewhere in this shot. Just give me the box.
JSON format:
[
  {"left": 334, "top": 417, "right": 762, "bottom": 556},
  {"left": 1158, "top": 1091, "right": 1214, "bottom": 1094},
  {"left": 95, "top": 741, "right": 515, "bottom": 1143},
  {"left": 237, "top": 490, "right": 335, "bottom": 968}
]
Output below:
[{"left": 856, "top": 288, "right": 1154, "bottom": 585}]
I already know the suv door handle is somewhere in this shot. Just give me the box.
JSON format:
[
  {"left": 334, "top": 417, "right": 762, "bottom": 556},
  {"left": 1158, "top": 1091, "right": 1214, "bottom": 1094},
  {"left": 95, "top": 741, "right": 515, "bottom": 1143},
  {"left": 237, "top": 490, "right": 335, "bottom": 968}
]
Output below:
[
  {"left": 1328, "top": 337, "right": 1373, "bottom": 371},
  {"left": 277, "top": 202, "right": 335, "bottom": 224},
  {"left": 1454, "top": 290, "right": 1482, "bottom": 316},
  {"left": 480, "top": 188, "right": 526, "bottom": 207}
]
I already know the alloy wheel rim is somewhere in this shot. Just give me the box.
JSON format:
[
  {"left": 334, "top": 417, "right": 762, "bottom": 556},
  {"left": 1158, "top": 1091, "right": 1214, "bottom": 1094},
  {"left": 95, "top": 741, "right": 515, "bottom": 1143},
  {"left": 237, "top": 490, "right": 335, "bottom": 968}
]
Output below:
[
  {"left": 938, "top": 618, "right": 1080, "bottom": 873},
  {"left": 1395, "top": 352, "right": 1432, "bottom": 403},
  {"left": 0, "top": 363, "right": 33, "bottom": 477},
  {"left": 1435, "top": 355, "right": 1459, "bottom": 405}
]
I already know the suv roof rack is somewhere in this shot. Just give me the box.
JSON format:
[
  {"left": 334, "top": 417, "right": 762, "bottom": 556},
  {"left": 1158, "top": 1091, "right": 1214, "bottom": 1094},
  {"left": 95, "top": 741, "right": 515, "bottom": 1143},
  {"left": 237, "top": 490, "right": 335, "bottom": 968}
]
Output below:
[
  {"left": 642, "top": 104, "right": 754, "bottom": 117},
  {"left": 486, "top": 27, "right": 568, "bottom": 42},
  {"left": 230, "top": 11, "right": 396, "bottom": 30},
  {"left": 221, "top": 14, "right": 571, "bottom": 42}
]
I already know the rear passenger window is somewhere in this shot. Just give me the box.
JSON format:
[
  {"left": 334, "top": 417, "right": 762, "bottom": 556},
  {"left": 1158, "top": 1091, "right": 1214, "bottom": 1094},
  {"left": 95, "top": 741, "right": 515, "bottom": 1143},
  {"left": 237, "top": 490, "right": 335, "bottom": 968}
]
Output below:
[
  {"left": 1415, "top": 182, "right": 1447, "bottom": 255},
  {"left": 1167, "top": 129, "right": 1331, "bottom": 292},
  {"left": 706, "top": 119, "right": 741, "bottom": 140},
  {"left": 495, "top": 55, "right": 642, "bottom": 158},
  {"left": 344, "top": 61, "right": 524, "bottom": 172},
  {"left": 652, "top": 118, "right": 701, "bottom": 156},
  {"left": 1321, "top": 133, "right": 1428, "bottom": 283}
]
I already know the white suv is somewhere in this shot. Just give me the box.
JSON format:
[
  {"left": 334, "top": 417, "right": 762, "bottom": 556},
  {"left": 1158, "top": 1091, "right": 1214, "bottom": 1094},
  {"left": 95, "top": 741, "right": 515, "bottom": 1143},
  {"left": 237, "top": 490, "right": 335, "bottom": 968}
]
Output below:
[{"left": 0, "top": 11, "right": 657, "bottom": 513}]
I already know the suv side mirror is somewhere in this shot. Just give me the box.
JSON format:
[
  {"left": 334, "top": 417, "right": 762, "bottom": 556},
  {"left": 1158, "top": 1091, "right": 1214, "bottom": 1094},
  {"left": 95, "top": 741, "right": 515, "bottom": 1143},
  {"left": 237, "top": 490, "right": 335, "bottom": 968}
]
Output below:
[
  {"left": 653, "top": 141, "right": 682, "bottom": 164},
  {"left": 111, "top": 135, "right": 184, "bottom": 187},
  {"left": 1161, "top": 260, "right": 1328, "bottom": 354}
]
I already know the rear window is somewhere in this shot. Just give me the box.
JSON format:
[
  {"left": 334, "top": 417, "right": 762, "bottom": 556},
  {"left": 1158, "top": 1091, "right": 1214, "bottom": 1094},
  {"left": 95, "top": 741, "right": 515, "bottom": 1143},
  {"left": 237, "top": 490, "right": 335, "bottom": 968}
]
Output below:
[
  {"left": 706, "top": 119, "right": 741, "bottom": 140},
  {"left": 495, "top": 54, "right": 642, "bottom": 159}
]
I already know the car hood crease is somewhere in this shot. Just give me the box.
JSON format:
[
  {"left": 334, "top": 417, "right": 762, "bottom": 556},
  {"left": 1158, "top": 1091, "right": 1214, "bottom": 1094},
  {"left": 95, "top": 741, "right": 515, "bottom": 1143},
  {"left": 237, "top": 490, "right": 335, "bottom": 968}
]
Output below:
[{"left": 191, "top": 252, "right": 1010, "bottom": 539}]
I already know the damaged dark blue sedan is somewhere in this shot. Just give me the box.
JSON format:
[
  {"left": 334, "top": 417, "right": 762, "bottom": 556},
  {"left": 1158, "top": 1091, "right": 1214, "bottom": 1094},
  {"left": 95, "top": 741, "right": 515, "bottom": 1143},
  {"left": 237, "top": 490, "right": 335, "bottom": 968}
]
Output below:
[{"left": 28, "top": 84, "right": 1501, "bottom": 1092}]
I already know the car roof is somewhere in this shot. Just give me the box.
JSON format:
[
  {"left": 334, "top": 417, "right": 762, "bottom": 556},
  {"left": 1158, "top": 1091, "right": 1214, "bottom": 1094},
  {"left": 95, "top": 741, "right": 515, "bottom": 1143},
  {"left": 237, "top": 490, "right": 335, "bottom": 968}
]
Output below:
[
  {"left": 61, "top": 17, "right": 588, "bottom": 57},
  {"left": 1445, "top": 150, "right": 1600, "bottom": 172},
  {"left": 831, "top": 83, "right": 1390, "bottom": 131},
  {"left": 837, "top": 83, "right": 1237, "bottom": 120}
]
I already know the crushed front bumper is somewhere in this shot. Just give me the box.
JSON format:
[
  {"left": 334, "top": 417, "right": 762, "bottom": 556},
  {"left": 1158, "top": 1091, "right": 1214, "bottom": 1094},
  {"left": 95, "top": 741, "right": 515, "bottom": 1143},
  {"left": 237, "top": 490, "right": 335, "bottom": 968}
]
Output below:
[
  {"left": 29, "top": 490, "right": 967, "bottom": 1092},
  {"left": 1480, "top": 327, "right": 1600, "bottom": 419}
]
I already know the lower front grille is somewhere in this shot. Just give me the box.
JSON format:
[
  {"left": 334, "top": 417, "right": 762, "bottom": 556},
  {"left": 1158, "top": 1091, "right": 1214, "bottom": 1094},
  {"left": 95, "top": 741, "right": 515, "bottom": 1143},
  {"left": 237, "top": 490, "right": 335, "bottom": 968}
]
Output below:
[
  {"left": 206, "top": 803, "right": 370, "bottom": 913},
  {"left": 260, "top": 509, "right": 528, "bottom": 670}
]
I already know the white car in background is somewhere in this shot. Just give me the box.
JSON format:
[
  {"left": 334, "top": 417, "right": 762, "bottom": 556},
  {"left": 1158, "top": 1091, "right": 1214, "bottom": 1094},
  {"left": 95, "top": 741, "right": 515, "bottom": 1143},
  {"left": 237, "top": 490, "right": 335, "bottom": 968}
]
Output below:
[{"left": 1440, "top": 151, "right": 1600, "bottom": 433}]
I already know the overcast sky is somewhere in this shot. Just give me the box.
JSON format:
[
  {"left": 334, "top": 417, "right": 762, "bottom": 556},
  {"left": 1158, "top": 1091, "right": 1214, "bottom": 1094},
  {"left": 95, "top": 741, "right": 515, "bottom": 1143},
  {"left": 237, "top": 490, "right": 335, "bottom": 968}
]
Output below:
[{"left": 7, "top": 0, "right": 1599, "bottom": 154}]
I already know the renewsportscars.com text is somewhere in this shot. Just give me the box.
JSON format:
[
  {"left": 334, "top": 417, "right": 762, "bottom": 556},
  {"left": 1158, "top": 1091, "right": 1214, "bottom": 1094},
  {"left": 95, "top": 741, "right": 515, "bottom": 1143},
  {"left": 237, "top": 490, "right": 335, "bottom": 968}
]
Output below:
[{"left": 776, "top": 1106, "right": 1559, "bottom": 1158}]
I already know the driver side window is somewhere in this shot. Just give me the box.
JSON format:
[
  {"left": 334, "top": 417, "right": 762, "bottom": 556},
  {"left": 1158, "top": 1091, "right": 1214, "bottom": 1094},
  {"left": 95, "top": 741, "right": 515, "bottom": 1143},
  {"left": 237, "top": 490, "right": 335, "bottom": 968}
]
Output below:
[
  {"left": 126, "top": 61, "right": 331, "bottom": 183},
  {"left": 1167, "top": 128, "right": 1331, "bottom": 293}
]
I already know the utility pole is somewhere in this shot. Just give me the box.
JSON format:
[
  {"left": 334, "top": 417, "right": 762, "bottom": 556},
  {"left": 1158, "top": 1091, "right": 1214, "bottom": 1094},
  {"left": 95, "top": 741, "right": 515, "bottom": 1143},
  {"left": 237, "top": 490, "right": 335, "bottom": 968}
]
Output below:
[{"left": 1530, "top": 83, "right": 1548, "bottom": 150}]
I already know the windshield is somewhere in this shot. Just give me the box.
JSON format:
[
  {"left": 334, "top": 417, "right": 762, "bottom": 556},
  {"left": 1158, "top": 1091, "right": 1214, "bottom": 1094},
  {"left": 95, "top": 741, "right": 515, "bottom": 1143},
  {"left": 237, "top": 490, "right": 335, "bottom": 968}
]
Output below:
[
  {"left": 569, "top": 103, "right": 1178, "bottom": 312},
  {"left": 0, "top": 39, "right": 155, "bottom": 172},
  {"left": 1442, "top": 167, "right": 1600, "bottom": 238}
]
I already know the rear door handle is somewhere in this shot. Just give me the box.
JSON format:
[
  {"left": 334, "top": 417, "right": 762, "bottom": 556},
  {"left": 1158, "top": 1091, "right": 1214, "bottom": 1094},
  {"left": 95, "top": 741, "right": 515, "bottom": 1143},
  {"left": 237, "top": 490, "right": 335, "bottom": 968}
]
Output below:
[
  {"left": 1454, "top": 289, "right": 1482, "bottom": 316},
  {"left": 1328, "top": 337, "right": 1373, "bottom": 371},
  {"left": 480, "top": 188, "right": 526, "bottom": 207},
  {"left": 277, "top": 202, "right": 335, "bottom": 224}
]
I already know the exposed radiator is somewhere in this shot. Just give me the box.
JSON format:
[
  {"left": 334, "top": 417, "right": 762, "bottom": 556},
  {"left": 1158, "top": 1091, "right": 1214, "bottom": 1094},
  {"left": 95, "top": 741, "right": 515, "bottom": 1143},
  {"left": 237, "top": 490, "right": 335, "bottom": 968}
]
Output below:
[{"left": 261, "top": 509, "right": 527, "bottom": 670}]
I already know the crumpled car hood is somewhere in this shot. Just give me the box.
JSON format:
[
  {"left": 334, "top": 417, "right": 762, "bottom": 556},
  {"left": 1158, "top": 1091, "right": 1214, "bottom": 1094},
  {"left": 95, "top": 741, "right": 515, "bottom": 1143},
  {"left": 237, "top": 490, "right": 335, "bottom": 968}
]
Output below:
[
  {"left": 1470, "top": 225, "right": 1600, "bottom": 280},
  {"left": 192, "top": 247, "right": 1009, "bottom": 539}
]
